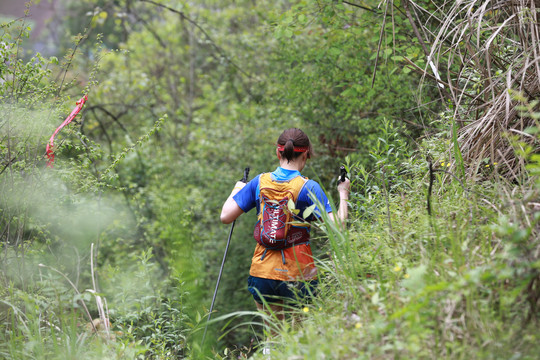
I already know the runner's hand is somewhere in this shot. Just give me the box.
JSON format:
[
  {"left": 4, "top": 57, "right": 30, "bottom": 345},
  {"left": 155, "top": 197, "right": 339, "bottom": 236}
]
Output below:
[{"left": 337, "top": 177, "right": 350, "bottom": 199}]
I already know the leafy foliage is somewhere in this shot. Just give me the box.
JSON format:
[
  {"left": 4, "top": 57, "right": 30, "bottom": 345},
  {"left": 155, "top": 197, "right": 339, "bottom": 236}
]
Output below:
[{"left": 1, "top": 0, "right": 539, "bottom": 359}]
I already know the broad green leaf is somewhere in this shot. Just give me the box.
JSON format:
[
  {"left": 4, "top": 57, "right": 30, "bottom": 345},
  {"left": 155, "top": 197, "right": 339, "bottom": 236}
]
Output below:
[
  {"left": 287, "top": 221, "right": 310, "bottom": 227},
  {"left": 303, "top": 204, "right": 316, "bottom": 219},
  {"left": 371, "top": 292, "right": 379, "bottom": 305},
  {"left": 287, "top": 198, "right": 296, "bottom": 211}
]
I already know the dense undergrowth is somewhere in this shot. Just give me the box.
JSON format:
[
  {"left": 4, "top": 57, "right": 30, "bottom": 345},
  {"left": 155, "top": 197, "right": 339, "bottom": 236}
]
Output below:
[
  {"left": 1, "top": 1, "right": 539, "bottom": 359},
  {"left": 2, "top": 120, "right": 538, "bottom": 359},
  {"left": 233, "top": 127, "right": 539, "bottom": 359},
  {"left": 235, "top": 135, "right": 539, "bottom": 359}
]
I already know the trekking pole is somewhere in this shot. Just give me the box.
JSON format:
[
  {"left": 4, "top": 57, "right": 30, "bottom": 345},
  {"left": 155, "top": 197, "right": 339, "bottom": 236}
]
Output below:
[{"left": 202, "top": 167, "right": 250, "bottom": 347}]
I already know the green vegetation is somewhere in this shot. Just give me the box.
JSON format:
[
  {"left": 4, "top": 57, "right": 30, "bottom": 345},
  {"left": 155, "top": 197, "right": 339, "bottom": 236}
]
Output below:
[{"left": 1, "top": 0, "right": 538, "bottom": 359}]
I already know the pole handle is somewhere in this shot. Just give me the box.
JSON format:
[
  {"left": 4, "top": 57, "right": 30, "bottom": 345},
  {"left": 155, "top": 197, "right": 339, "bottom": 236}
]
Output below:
[
  {"left": 241, "top": 167, "right": 250, "bottom": 183},
  {"left": 339, "top": 165, "right": 347, "bottom": 183}
]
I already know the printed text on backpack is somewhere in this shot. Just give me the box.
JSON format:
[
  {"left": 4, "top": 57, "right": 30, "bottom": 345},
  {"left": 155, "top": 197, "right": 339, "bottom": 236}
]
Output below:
[{"left": 253, "top": 173, "right": 310, "bottom": 251}]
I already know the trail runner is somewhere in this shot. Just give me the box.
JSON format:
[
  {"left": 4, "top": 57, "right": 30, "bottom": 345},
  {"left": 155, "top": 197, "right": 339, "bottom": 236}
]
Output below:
[{"left": 220, "top": 128, "right": 350, "bottom": 353}]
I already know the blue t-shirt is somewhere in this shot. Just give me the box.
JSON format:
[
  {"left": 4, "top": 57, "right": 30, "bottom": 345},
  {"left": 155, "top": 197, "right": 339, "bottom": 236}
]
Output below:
[{"left": 233, "top": 167, "right": 332, "bottom": 219}]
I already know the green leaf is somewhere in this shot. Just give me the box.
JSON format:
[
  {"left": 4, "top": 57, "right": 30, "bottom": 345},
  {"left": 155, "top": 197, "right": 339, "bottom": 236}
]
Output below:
[
  {"left": 371, "top": 292, "right": 379, "bottom": 305},
  {"left": 287, "top": 198, "right": 296, "bottom": 211},
  {"left": 402, "top": 264, "right": 427, "bottom": 293},
  {"left": 452, "top": 119, "right": 465, "bottom": 179},
  {"left": 328, "top": 47, "right": 341, "bottom": 56},
  {"left": 288, "top": 221, "right": 309, "bottom": 227},
  {"left": 302, "top": 204, "right": 316, "bottom": 219},
  {"left": 284, "top": 28, "right": 293, "bottom": 38}
]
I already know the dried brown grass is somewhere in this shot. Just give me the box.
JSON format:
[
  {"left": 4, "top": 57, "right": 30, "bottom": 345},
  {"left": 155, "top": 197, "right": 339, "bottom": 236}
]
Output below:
[{"left": 407, "top": 0, "right": 540, "bottom": 181}]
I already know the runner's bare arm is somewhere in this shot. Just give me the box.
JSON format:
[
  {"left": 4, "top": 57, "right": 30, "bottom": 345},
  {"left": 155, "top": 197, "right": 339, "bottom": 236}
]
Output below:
[{"left": 220, "top": 181, "right": 246, "bottom": 224}]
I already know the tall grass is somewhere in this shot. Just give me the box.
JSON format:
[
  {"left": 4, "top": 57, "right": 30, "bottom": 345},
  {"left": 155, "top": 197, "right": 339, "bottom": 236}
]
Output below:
[{"left": 246, "top": 127, "right": 539, "bottom": 359}]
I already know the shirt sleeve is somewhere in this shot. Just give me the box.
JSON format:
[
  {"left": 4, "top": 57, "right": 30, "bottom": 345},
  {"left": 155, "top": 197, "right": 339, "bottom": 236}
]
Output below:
[
  {"left": 232, "top": 174, "right": 260, "bottom": 213},
  {"left": 302, "top": 180, "right": 333, "bottom": 218}
]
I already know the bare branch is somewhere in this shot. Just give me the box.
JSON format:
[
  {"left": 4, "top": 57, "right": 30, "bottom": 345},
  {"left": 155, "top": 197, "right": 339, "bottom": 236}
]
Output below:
[
  {"left": 371, "top": 0, "right": 389, "bottom": 88},
  {"left": 342, "top": 1, "right": 379, "bottom": 13},
  {"left": 139, "top": 0, "right": 251, "bottom": 78}
]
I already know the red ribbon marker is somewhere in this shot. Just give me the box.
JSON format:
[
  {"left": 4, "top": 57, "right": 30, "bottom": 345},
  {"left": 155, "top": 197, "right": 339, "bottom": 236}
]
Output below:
[{"left": 46, "top": 95, "right": 88, "bottom": 168}]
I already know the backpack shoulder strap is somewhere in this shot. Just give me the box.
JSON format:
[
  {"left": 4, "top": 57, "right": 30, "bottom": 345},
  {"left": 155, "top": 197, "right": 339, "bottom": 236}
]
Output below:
[{"left": 259, "top": 173, "right": 307, "bottom": 201}]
